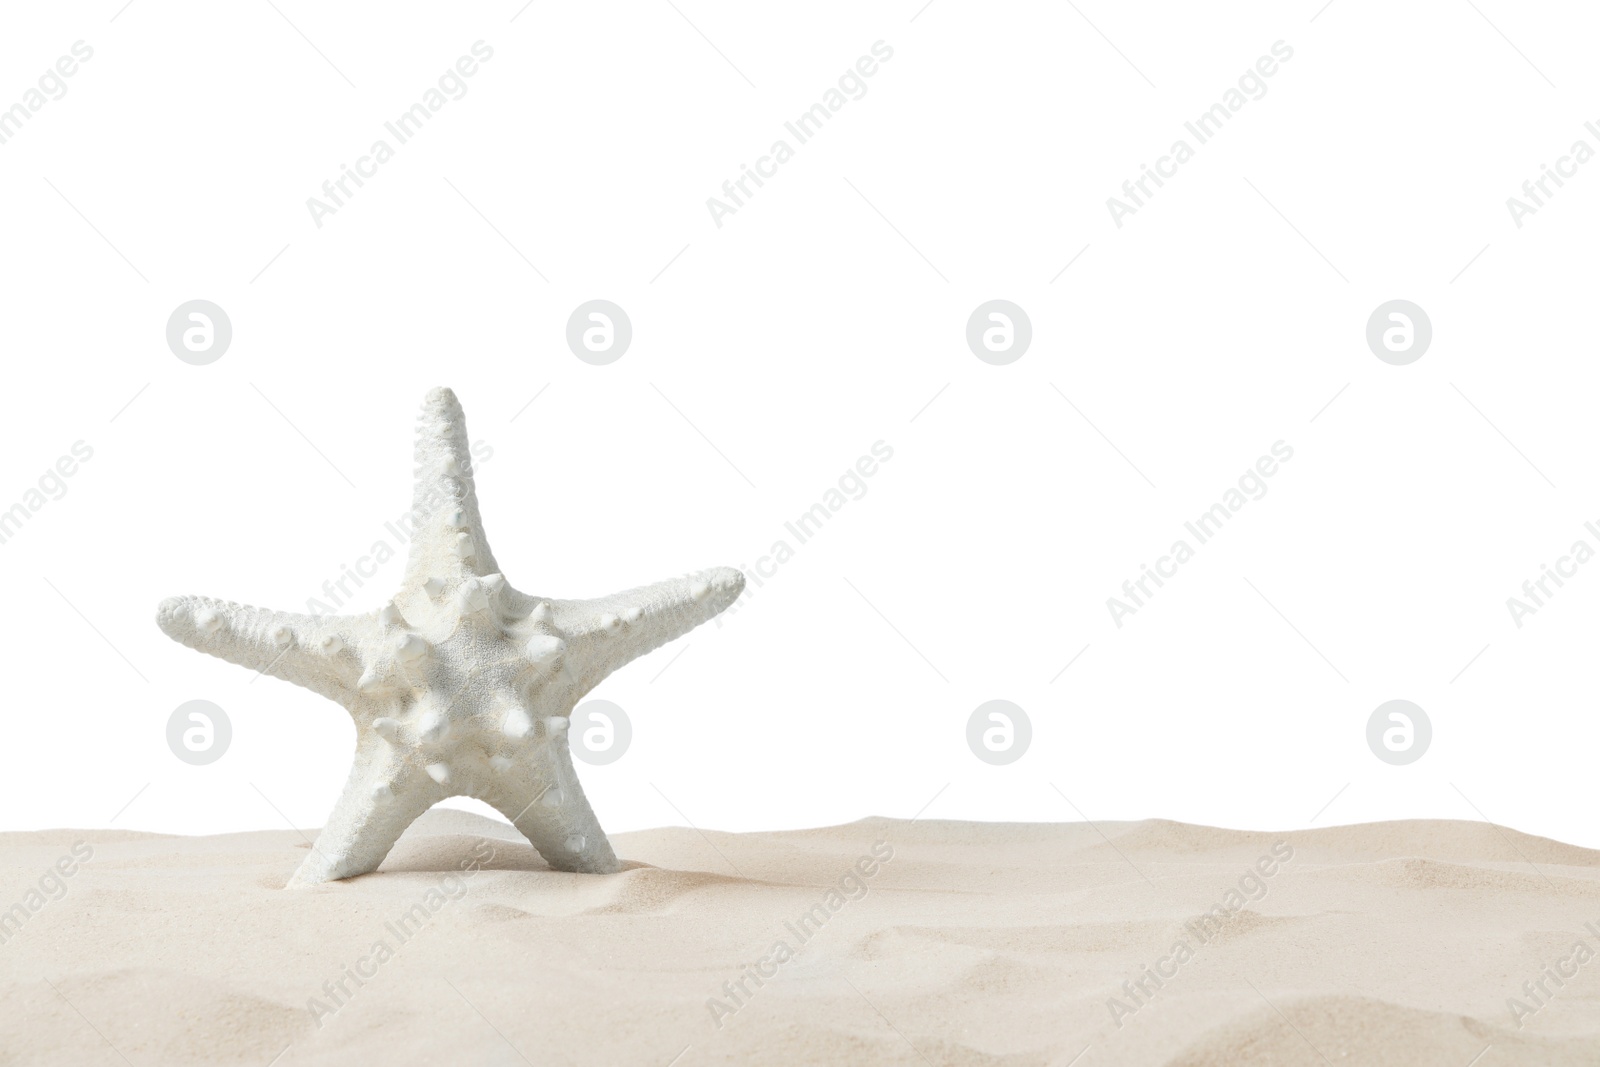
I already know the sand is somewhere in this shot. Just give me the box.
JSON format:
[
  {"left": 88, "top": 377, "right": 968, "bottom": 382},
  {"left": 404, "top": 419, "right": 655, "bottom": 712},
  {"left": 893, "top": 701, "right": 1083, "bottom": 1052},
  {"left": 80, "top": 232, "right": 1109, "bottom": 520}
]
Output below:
[{"left": 2, "top": 811, "right": 1598, "bottom": 1066}]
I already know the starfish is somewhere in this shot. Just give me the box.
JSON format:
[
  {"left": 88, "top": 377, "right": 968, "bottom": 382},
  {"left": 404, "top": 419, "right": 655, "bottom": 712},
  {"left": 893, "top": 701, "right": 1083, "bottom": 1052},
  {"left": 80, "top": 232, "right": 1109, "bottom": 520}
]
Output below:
[{"left": 156, "top": 387, "right": 745, "bottom": 887}]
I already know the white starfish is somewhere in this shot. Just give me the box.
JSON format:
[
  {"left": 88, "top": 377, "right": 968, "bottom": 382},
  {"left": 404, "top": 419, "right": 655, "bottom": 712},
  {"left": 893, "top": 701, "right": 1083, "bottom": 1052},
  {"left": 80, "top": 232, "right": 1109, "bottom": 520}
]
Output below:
[{"left": 157, "top": 387, "right": 744, "bottom": 887}]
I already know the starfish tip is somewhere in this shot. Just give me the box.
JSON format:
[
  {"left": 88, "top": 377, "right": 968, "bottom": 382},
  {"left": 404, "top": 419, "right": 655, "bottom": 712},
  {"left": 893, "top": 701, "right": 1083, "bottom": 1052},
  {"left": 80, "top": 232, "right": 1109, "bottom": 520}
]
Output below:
[
  {"left": 155, "top": 596, "right": 188, "bottom": 633},
  {"left": 711, "top": 567, "right": 746, "bottom": 596}
]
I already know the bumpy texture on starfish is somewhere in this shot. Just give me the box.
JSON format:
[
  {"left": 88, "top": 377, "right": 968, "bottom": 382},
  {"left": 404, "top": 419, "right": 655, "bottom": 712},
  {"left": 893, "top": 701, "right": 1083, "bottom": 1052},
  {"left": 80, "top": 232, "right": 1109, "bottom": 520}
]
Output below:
[{"left": 157, "top": 387, "right": 744, "bottom": 887}]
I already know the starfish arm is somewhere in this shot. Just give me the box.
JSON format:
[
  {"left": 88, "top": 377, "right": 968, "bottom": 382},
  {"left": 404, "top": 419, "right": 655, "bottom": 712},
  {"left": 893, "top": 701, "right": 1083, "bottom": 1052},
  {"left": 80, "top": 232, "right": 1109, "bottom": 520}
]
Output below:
[
  {"left": 287, "top": 740, "right": 436, "bottom": 886},
  {"left": 481, "top": 738, "right": 620, "bottom": 874},
  {"left": 401, "top": 387, "right": 500, "bottom": 595},
  {"left": 534, "top": 567, "right": 746, "bottom": 696},
  {"left": 156, "top": 595, "right": 370, "bottom": 705}
]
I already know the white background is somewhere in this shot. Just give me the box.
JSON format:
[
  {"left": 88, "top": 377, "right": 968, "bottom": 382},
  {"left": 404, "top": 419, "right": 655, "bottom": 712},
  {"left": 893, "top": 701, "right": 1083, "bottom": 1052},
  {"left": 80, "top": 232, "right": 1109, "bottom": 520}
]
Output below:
[{"left": 2, "top": 1, "right": 1597, "bottom": 849}]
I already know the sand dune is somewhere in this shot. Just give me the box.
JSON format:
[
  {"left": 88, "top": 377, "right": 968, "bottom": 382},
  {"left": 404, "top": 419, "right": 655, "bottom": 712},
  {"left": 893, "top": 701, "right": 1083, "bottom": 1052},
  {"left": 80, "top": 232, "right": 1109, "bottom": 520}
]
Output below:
[{"left": 2, "top": 811, "right": 1598, "bottom": 1065}]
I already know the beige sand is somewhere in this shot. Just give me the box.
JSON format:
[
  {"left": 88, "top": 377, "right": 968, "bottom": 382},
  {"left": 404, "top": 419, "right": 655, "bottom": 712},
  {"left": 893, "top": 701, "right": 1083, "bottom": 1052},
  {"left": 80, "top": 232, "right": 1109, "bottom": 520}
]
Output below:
[{"left": 2, "top": 810, "right": 1598, "bottom": 1066}]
